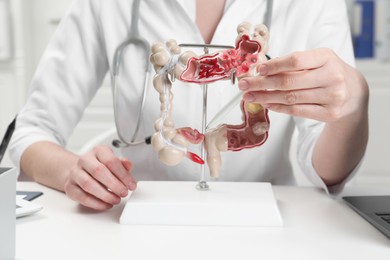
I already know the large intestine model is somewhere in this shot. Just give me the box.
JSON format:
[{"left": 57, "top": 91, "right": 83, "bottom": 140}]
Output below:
[{"left": 150, "top": 22, "right": 270, "bottom": 178}]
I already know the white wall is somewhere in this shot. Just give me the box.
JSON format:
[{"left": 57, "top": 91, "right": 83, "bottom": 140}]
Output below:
[
  {"left": 354, "top": 60, "right": 390, "bottom": 185},
  {"left": 0, "top": 0, "right": 26, "bottom": 167}
]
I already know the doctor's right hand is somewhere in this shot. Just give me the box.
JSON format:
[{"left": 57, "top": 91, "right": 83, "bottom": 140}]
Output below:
[{"left": 64, "top": 145, "right": 137, "bottom": 211}]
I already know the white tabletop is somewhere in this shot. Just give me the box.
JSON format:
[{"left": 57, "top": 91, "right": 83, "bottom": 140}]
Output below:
[{"left": 16, "top": 182, "right": 390, "bottom": 260}]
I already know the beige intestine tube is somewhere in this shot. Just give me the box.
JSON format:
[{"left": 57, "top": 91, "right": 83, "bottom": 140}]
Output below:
[{"left": 150, "top": 40, "right": 204, "bottom": 166}]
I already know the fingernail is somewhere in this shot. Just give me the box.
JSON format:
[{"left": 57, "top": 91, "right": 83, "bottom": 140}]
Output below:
[
  {"left": 258, "top": 64, "right": 268, "bottom": 76},
  {"left": 238, "top": 80, "right": 249, "bottom": 90},
  {"left": 243, "top": 93, "right": 255, "bottom": 102},
  {"left": 121, "top": 190, "right": 128, "bottom": 197},
  {"left": 128, "top": 182, "right": 137, "bottom": 191},
  {"left": 114, "top": 197, "right": 121, "bottom": 204}
]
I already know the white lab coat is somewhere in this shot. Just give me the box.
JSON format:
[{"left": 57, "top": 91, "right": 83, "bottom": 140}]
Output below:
[{"left": 10, "top": 0, "right": 357, "bottom": 193}]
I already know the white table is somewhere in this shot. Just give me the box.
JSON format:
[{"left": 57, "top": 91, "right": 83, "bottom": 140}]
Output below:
[{"left": 16, "top": 182, "right": 390, "bottom": 260}]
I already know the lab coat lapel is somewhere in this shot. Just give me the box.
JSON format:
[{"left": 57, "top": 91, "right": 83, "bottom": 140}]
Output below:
[
  {"left": 211, "top": 0, "right": 266, "bottom": 44},
  {"left": 174, "top": 0, "right": 204, "bottom": 43}
]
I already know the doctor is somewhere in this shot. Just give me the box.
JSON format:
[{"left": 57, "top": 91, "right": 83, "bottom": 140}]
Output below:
[{"left": 10, "top": 0, "right": 369, "bottom": 210}]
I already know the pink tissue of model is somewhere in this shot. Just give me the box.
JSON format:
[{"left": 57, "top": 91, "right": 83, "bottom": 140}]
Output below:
[
  {"left": 149, "top": 22, "right": 270, "bottom": 177},
  {"left": 180, "top": 35, "right": 261, "bottom": 83}
]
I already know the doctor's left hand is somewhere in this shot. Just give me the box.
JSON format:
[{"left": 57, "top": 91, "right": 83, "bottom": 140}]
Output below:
[
  {"left": 64, "top": 145, "right": 137, "bottom": 211},
  {"left": 238, "top": 48, "right": 369, "bottom": 123}
]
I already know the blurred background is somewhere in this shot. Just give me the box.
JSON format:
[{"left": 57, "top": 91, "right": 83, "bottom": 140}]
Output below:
[{"left": 0, "top": 0, "right": 389, "bottom": 186}]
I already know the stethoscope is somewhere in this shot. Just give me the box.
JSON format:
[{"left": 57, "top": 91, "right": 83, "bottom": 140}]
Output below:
[{"left": 111, "top": 0, "right": 273, "bottom": 148}]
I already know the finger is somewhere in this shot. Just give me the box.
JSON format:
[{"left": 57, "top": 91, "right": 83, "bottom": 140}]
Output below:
[
  {"left": 243, "top": 88, "right": 326, "bottom": 105},
  {"left": 73, "top": 168, "right": 122, "bottom": 205},
  {"left": 257, "top": 48, "right": 333, "bottom": 76},
  {"left": 65, "top": 179, "right": 115, "bottom": 211},
  {"left": 95, "top": 148, "right": 136, "bottom": 191},
  {"left": 120, "top": 158, "right": 137, "bottom": 191},
  {"left": 81, "top": 153, "right": 129, "bottom": 198},
  {"left": 121, "top": 158, "right": 132, "bottom": 171},
  {"left": 239, "top": 68, "right": 329, "bottom": 91},
  {"left": 267, "top": 103, "right": 333, "bottom": 122}
]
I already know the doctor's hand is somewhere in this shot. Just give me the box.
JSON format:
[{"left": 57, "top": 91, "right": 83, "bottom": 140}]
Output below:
[
  {"left": 238, "top": 48, "right": 369, "bottom": 123},
  {"left": 64, "top": 145, "right": 137, "bottom": 211}
]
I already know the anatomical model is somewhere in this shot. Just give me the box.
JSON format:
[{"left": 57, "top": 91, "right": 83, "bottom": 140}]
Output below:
[{"left": 150, "top": 22, "right": 270, "bottom": 178}]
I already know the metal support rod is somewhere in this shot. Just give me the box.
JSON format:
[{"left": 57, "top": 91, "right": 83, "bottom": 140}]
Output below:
[
  {"left": 196, "top": 46, "right": 210, "bottom": 191},
  {"left": 196, "top": 82, "right": 210, "bottom": 191},
  {"left": 178, "top": 44, "right": 234, "bottom": 191}
]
